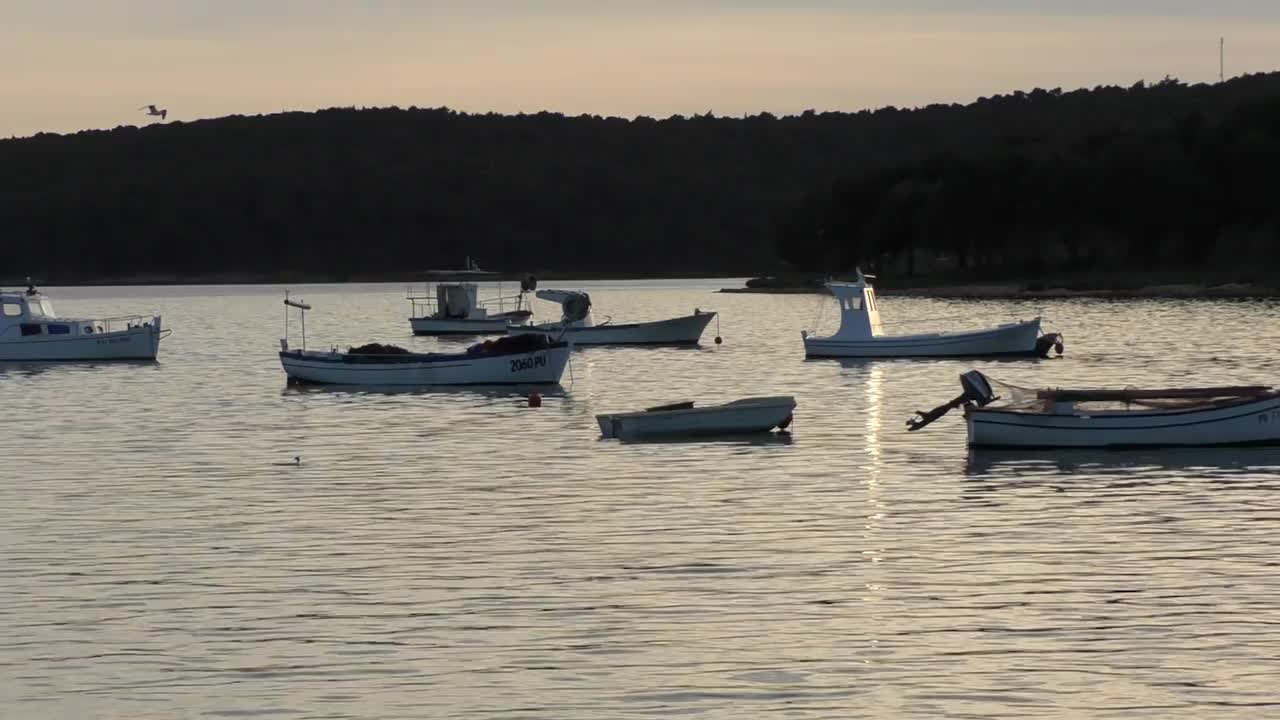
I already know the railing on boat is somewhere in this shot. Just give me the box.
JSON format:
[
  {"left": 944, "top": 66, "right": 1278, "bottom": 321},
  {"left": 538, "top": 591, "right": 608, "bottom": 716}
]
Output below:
[
  {"left": 405, "top": 287, "right": 528, "bottom": 318},
  {"left": 0, "top": 314, "right": 157, "bottom": 340},
  {"left": 92, "top": 315, "right": 155, "bottom": 333}
]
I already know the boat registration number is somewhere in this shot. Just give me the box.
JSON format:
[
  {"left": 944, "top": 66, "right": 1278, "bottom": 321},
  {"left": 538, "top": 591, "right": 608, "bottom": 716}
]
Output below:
[
  {"left": 510, "top": 354, "right": 547, "bottom": 373},
  {"left": 1258, "top": 409, "right": 1280, "bottom": 424}
]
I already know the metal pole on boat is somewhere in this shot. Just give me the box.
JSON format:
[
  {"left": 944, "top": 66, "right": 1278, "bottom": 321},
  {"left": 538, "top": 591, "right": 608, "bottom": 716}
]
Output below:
[{"left": 284, "top": 293, "right": 313, "bottom": 351}]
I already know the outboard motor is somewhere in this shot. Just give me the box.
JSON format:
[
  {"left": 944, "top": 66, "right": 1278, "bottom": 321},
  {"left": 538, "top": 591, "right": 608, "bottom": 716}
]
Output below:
[
  {"left": 907, "top": 370, "right": 997, "bottom": 431},
  {"left": 562, "top": 292, "right": 592, "bottom": 324},
  {"left": 959, "top": 370, "right": 996, "bottom": 406},
  {"left": 1035, "top": 332, "right": 1065, "bottom": 358}
]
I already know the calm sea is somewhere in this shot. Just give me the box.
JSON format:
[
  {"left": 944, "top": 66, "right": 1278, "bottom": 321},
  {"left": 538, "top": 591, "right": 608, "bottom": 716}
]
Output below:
[{"left": 4, "top": 279, "right": 1280, "bottom": 719}]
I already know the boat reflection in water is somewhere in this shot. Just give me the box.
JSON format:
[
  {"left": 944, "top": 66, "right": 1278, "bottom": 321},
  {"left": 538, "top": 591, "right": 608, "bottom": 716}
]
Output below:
[
  {"left": 600, "top": 430, "right": 795, "bottom": 446},
  {"left": 965, "top": 446, "right": 1280, "bottom": 479},
  {"left": 283, "top": 382, "right": 571, "bottom": 403}
]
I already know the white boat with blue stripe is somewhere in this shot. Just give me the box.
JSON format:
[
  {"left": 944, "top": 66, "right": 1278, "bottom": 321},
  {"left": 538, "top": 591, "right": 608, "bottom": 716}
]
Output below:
[
  {"left": 802, "top": 270, "right": 1061, "bottom": 358},
  {"left": 279, "top": 294, "right": 568, "bottom": 386},
  {"left": 1, "top": 281, "right": 165, "bottom": 361},
  {"left": 908, "top": 370, "right": 1280, "bottom": 448}
]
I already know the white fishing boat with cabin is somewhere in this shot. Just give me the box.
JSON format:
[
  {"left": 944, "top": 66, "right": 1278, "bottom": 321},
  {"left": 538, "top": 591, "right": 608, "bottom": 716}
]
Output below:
[
  {"left": 907, "top": 370, "right": 1280, "bottom": 448},
  {"left": 597, "top": 396, "right": 796, "bottom": 440},
  {"left": 508, "top": 289, "right": 717, "bottom": 345},
  {"left": 406, "top": 259, "right": 534, "bottom": 335},
  {"left": 280, "top": 293, "right": 568, "bottom": 386},
  {"left": 0, "top": 280, "right": 165, "bottom": 361},
  {"left": 802, "top": 270, "right": 1061, "bottom": 358}
]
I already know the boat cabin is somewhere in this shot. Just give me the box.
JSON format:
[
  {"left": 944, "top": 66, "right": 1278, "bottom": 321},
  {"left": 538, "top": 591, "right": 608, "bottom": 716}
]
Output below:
[
  {"left": 824, "top": 269, "right": 884, "bottom": 339},
  {"left": 1, "top": 289, "right": 83, "bottom": 339},
  {"left": 405, "top": 282, "right": 487, "bottom": 320},
  {"left": 0, "top": 288, "right": 144, "bottom": 341},
  {"left": 436, "top": 283, "right": 483, "bottom": 319}
]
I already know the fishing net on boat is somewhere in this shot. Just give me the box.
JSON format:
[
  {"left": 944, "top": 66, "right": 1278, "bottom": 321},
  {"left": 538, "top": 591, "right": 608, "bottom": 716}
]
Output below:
[
  {"left": 980, "top": 375, "right": 1043, "bottom": 409},
  {"left": 348, "top": 343, "right": 411, "bottom": 355},
  {"left": 466, "top": 333, "right": 551, "bottom": 355}
]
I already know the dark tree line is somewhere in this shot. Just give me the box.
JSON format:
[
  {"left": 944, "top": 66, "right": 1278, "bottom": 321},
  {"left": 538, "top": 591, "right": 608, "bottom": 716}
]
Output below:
[
  {"left": 780, "top": 75, "right": 1280, "bottom": 282},
  {"left": 3, "top": 72, "right": 1280, "bottom": 282}
]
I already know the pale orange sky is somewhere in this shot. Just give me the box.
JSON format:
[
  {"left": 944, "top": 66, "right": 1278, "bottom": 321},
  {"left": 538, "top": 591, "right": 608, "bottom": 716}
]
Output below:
[{"left": 4, "top": 2, "right": 1279, "bottom": 137}]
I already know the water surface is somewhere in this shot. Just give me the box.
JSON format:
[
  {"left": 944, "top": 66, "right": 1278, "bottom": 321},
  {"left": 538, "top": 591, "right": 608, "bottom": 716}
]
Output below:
[{"left": 4, "top": 280, "right": 1280, "bottom": 719}]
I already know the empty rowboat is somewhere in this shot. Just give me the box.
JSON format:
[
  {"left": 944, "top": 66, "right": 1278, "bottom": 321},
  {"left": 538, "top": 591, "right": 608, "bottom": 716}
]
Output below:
[
  {"left": 907, "top": 370, "right": 1280, "bottom": 448},
  {"left": 597, "top": 396, "right": 796, "bottom": 440}
]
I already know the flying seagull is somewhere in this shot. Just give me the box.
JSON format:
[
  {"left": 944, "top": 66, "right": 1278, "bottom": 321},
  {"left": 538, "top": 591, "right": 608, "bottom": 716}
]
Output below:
[{"left": 139, "top": 104, "right": 168, "bottom": 120}]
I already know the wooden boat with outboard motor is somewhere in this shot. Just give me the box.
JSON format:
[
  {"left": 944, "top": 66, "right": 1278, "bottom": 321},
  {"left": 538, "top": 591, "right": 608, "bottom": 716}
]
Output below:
[
  {"left": 507, "top": 289, "right": 717, "bottom": 345},
  {"left": 0, "top": 279, "right": 166, "bottom": 361},
  {"left": 802, "top": 270, "right": 1062, "bottom": 358},
  {"left": 907, "top": 370, "right": 1280, "bottom": 448},
  {"left": 280, "top": 293, "right": 568, "bottom": 386}
]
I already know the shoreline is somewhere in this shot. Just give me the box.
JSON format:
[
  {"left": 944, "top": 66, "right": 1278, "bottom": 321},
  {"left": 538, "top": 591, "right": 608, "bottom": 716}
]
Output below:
[
  {"left": 718, "top": 280, "right": 1280, "bottom": 299},
  {"left": 1, "top": 270, "right": 752, "bottom": 289},
  {"left": 6, "top": 273, "right": 1276, "bottom": 299},
  {"left": 880, "top": 282, "right": 1279, "bottom": 299}
]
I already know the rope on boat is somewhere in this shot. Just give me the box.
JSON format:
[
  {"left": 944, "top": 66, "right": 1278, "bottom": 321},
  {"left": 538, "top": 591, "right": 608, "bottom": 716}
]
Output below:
[{"left": 805, "top": 293, "right": 829, "bottom": 335}]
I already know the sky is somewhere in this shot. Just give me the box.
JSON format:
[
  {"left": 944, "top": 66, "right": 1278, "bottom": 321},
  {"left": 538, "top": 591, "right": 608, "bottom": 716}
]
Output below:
[{"left": 4, "top": 1, "right": 1280, "bottom": 137}]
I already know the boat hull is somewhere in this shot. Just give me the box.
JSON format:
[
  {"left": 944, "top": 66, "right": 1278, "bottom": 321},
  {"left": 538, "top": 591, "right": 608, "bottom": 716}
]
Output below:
[
  {"left": 0, "top": 317, "right": 163, "bottom": 361},
  {"left": 598, "top": 396, "right": 796, "bottom": 440},
  {"left": 804, "top": 319, "right": 1042, "bottom": 358},
  {"left": 410, "top": 312, "right": 531, "bottom": 336},
  {"left": 967, "top": 394, "right": 1280, "bottom": 448},
  {"left": 511, "top": 312, "right": 715, "bottom": 345},
  {"left": 279, "top": 342, "right": 569, "bottom": 386}
]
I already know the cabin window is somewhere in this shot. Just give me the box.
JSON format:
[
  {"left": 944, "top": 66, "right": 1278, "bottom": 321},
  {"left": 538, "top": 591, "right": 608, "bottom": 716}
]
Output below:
[
  {"left": 20, "top": 323, "right": 42, "bottom": 336},
  {"left": 845, "top": 296, "right": 862, "bottom": 311},
  {"left": 47, "top": 324, "right": 71, "bottom": 335},
  {"left": 1, "top": 302, "right": 20, "bottom": 317},
  {"left": 22, "top": 299, "right": 56, "bottom": 319}
]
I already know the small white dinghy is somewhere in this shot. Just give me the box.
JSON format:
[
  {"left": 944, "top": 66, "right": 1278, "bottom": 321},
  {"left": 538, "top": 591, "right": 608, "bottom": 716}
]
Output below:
[
  {"left": 280, "top": 294, "right": 568, "bottom": 386},
  {"left": 597, "top": 396, "right": 796, "bottom": 440},
  {"left": 907, "top": 370, "right": 1280, "bottom": 448},
  {"left": 1, "top": 280, "right": 165, "bottom": 361},
  {"left": 508, "top": 290, "right": 716, "bottom": 346},
  {"left": 802, "top": 270, "right": 1062, "bottom": 358}
]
